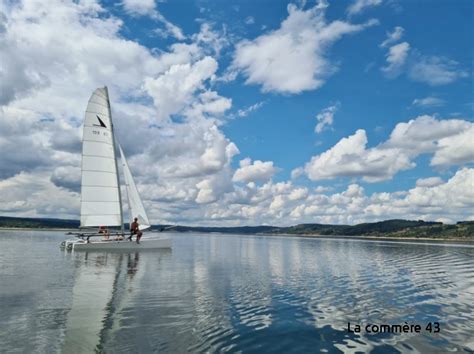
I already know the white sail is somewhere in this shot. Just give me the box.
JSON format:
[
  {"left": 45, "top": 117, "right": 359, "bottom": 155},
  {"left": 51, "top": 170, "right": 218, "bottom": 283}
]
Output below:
[
  {"left": 119, "top": 144, "right": 151, "bottom": 230},
  {"left": 80, "top": 87, "right": 123, "bottom": 228}
]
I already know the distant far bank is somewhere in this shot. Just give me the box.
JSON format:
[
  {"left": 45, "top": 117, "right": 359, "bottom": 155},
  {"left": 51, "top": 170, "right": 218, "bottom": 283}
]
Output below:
[{"left": 1, "top": 216, "right": 473, "bottom": 241}]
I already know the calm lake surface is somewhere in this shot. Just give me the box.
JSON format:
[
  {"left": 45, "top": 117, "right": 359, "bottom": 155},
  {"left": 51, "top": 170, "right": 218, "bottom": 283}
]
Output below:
[{"left": 0, "top": 230, "right": 473, "bottom": 353}]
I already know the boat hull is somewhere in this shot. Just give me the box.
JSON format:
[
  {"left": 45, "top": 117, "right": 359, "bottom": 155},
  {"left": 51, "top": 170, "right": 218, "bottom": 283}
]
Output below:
[{"left": 71, "top": 238, "right": 172, "bottom": 251}]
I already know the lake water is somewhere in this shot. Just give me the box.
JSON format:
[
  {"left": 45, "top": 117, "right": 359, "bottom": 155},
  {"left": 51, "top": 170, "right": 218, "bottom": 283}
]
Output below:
[{"left": 0, "top": 230, "right": 473, "bottom": 353}]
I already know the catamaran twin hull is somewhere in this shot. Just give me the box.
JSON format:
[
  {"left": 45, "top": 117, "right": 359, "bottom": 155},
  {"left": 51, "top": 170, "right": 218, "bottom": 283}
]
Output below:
[{"left": 66, "top": 238, "right": 172, "bottom": 251}]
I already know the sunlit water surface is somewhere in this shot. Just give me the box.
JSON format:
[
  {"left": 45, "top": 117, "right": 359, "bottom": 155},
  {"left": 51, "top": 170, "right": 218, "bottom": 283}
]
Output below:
[{"left": 0, "top": 231, "right": 473, "bottom": 353}]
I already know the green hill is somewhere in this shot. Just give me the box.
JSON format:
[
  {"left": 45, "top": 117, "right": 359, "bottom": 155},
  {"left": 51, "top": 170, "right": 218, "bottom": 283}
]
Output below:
[
  {"left": 1, "top": 216, "right": 472, "bottom": 239},
  {"left": 0, "top": 216, "right": 79, "bottom": 229},
  {"left": 275, "top": 220, "right": 473, "bottom": 239}
]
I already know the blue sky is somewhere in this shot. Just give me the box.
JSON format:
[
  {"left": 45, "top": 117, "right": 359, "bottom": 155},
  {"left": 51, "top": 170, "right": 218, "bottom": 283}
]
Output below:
[{"left": 0, "top": 0, "right": 472, "bottom": 225}]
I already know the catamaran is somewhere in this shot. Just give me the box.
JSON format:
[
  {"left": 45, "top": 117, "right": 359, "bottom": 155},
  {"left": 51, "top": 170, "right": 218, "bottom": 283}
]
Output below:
[{"left": 62, "top": 87, "right": 171, "bottom": 251}]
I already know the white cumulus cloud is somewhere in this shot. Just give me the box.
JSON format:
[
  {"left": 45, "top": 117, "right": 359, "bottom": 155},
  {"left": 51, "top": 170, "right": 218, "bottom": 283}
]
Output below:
[
  {"left": 233, "top": 158, "right": 278, "bottom": 183},
  {"left": 144, "top": 56, "right": 219, "bottom": 120},
  {"left": 304, "top": 116, "right": 474, "bottom": 183},
  {"left": 123, "top": 0, "right": 156, "bottom": 16},
  {"left": 411, "top": 97, "right": 445, "bottom": 108},
  {"left": 378, "top": 28, "right": 468, "bottom": 87},
  {"left": 380, "top": 26, "right": 404, "bottom": 48},
  {"left": 416, "top": 177, "right": 444, "bottom": 188},
  {"left": 304, "top": 129, "right": 413, "bottom": 182},
  {"left": 236, "top": 102, "right": 265, "bottom": 118},
  {"left": 431, "top": 126, "right": 474, "bottom": 167},
  {"left": 232, "top": 2, "right": 377, "bottom": 94},
  {"left": 291, "top": 167, "right": 304, "bottom": 180},
  {"left": 408, "top": 55, "right": 469, "bottom": 86},
  {"left": 347, "top": 0, "right": 382, "bottom": 16},
  {"left": 123, "top": 0, "right": 185, "bottom": 40},
  {"left": 386, "top": 115, "right": 470, "bottom": 153},
  {"left": 315, "top": 103, "right": 339, "bottom": 133},
  {"left": 381, "top": 42, "right": 410, "bottom": 77}
]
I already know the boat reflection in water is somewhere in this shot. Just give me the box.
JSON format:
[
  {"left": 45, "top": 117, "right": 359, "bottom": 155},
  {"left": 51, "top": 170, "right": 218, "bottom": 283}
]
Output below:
[{"left": 62, "top": 249, "right": 171, "bottom": 353}]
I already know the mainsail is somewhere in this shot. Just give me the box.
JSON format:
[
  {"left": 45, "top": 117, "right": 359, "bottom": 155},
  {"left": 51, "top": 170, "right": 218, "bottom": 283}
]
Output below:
[
  {"left": 119, "top": 144, "right": 151, "bottom": 230},
  {"left": 80, "top": 87, "right": 123, "bottom": 228}
]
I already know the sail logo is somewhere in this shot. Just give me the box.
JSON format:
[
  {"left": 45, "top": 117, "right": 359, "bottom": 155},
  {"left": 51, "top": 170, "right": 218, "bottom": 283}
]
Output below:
[{"left": 93, "top": 115, "right": 107, "bottom": 128}]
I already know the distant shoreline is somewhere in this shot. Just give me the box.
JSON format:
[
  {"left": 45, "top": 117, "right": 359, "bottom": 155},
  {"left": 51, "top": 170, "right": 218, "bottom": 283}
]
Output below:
[
  {"left": 1, "top": 227, "right": 473, "bottom": 244},
  {"left": 0, "top": 227, "right": 77, "bottom": 232},
  {"left": 260, "top": 232, "right": 474, "bottom": 244}
]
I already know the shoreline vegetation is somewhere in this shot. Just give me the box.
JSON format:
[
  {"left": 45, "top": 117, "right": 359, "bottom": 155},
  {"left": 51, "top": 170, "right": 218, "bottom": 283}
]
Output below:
[{"left": 0, "top": 216, "right": 473, "bottom": 242}]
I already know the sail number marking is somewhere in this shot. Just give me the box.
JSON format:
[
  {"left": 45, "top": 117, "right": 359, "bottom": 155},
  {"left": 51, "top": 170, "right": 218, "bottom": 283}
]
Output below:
[{"left": 92, "top": 130, "right": 109, "bottom": 137}]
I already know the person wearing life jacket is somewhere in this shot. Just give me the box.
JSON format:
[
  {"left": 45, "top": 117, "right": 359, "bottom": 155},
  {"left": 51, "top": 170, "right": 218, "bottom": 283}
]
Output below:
[{"left": 129, "top": 217, "right": 142, "bottom": 244}]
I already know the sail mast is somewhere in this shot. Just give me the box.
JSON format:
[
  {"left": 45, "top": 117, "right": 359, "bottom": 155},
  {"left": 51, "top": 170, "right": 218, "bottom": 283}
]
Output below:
[{"left": 105, "top": 86, "right": 125, "bottom": 235}]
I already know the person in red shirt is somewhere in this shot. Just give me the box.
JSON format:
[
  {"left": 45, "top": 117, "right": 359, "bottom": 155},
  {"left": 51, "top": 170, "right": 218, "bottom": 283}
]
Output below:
[{"left": 129, "top": 217, "right": 142, "bottom": 244}]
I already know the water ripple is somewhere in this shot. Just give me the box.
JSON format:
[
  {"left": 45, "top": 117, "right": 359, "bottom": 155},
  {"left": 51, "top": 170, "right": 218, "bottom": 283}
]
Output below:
[{"left": 0, "top": 231, "right": 473, "bottom": 353}]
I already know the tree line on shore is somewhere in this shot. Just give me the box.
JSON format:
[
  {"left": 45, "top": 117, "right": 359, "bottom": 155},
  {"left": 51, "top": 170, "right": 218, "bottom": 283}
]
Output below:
[{"left": 1, "top": 216, "right": 472, "bottom": 239}]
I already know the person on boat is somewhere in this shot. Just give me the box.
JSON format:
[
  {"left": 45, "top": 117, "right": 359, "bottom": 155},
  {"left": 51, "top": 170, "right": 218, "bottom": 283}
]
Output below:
[
  {"left": 129, "top": 217, "right": 142, "bottom": 244},
  {"left": 98, "top": 225, "right": 110, "bottom": 240}
]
